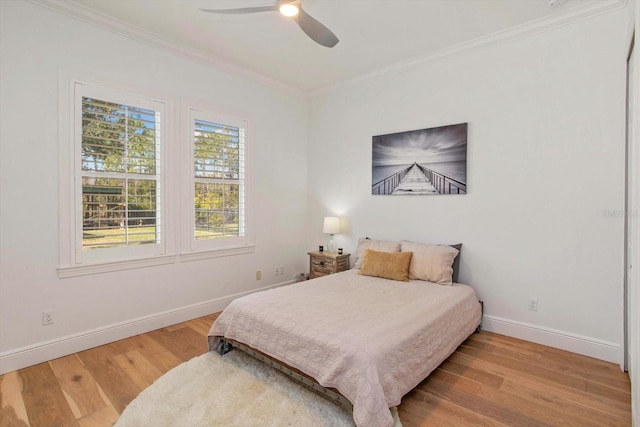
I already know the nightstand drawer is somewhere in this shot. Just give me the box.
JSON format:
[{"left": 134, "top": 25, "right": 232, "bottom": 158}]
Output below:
[
  {"left": 311, "top": 257, "right": 336, "bottom": 269},
  {"left": 308, "top": 251, "right": 350, "bottom": 279}
]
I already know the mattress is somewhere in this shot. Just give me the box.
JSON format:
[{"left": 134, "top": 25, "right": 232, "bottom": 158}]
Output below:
[{"left": 208, "top": 269, "right": 482, "bottom": 427}]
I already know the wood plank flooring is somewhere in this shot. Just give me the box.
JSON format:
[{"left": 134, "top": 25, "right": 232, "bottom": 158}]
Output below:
[{"left": 0, "top": 313, "right": 631, "bottom": 426}]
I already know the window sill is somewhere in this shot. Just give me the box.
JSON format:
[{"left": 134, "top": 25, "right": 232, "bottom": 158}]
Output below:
[
  {"left": 57, "top": 245, "right": 255, "bottom": 278},
  {"left": 58, "top": 255, "right": 177, "bottom": 278},
  {"left": 179, "top": 245, "right": 255, "bottom": 263}
]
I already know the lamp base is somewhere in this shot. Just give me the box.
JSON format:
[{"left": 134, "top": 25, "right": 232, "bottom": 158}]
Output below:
[{"left": 327, "top": 235, "right": 337, "bottom": 252}]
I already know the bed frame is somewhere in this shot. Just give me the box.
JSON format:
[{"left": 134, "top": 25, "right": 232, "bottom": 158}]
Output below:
[{"left": 217, "top": 337, "right": 353, "bottom": 410}]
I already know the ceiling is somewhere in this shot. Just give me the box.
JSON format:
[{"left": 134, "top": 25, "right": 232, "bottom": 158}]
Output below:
[{"left": 63, "top": 0, "right": 603, "bottom": 92}]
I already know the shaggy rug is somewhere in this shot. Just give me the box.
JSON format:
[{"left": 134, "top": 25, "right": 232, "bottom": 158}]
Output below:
[{"left": 115, "top": 349, "right": 402, "bottom": 426}]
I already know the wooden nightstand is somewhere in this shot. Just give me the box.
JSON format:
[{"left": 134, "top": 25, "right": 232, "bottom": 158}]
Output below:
[{"left": 308, "top": 251, "right": 350, "bottom": 279}]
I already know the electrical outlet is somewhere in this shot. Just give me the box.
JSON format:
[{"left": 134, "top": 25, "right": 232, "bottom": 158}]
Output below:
[
  {"left": 279, "top": 266, "right": 284, "bottom": 276},
  {"left": 528, "top": 298, "right": 538, "bottom": 312},
  {"left": 256, "top": 270, "right": 261, "bottom": 280},
  {"left": 42, "top": 310, "right": 54, "bottom": 325}
]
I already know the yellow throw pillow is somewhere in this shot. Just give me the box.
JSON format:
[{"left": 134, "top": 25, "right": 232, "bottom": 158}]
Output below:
[{"left": 358, "top": 249, "right": 413, "bottom": 282}]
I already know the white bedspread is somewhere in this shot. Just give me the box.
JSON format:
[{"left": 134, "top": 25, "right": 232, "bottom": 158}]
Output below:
[{"left": 208, "top": 270, "right": 482, "bottom": 427}]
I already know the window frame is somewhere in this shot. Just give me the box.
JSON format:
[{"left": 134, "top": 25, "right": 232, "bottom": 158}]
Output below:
[
  {"left": 58, "top": 81, "right": 254, "bottom": 278},
  {"left": 76, "top": 85, "right": 166, "bottom": 263},
  {"left": 181, "top": 102, "right": 254, "bottom": 257},
  {"left": 59, "top": 80, "right": 173, "bottom": 276}
]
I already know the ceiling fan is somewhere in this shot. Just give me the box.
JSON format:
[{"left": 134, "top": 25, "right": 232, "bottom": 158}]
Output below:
[{"left": 201, "top": 0, "right": 339, "bottom": 48}]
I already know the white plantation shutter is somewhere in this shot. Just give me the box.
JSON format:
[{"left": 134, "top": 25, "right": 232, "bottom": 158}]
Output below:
[
  {"left": 190, "top": 109, "right": 249, "bottom": 251},
  {"left": 75, "top": 84, "right": 165, "bottom": 263},
  {"left": 60, "top": 83, "right": 252, "bottom": 275}
]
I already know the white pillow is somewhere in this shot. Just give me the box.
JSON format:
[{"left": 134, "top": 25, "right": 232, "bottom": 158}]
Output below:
[
  {"left": 353, "top": 238, "right": 401, "bottom": 268},
  {"left": 400, "top": 240, "right": 459, "bottom": 285}
]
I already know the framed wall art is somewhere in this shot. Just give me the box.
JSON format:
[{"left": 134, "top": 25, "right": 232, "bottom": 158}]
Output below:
[{"left": 371, "top": 122, "right": 467, "bottom": 195}]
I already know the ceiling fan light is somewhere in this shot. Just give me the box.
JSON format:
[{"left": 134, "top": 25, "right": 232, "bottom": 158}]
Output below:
[{"left": 279, "top": 3, "right": 299, "bottom": 17}]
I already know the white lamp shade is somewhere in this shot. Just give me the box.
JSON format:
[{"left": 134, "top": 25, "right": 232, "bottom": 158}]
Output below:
[{"left": 322, "top": 216, "right": 341, "bottom": 234}]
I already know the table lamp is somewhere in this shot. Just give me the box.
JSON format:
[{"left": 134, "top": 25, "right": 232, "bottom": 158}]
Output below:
[{"left": 322, "top": 216, "right": 340, "bottom": 253}]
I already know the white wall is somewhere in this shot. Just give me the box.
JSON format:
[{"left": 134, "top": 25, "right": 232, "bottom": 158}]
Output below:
[
  {"left": 0, "top": 0, "right": 309, "bottom": 373},
  {"left": 0, "top": 0, "right": 631, "bottom": 375},
  {"left": 307, "top": 8, "right": 629, "bottom": 362}
]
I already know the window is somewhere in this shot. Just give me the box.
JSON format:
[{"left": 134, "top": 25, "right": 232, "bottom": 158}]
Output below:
[
  {"left": 59, "top": 82, "right": 253, "bottom": 276},
  {"left": 73, "top": 84, "right": 166, "bottom": 264},
  {"left": 188, "top": 108, "right": 251, "bottom": 252}
]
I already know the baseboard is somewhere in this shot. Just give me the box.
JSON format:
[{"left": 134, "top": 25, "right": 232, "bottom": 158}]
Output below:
[
  {"left": 481, "top": 314, "right": 621, "bottom": 364},
  {"left": 1, "top": 290, "right": 620, "bottom": 375},
  {"left": 0, "top": 280, "right": 294, "bottom": 375}
]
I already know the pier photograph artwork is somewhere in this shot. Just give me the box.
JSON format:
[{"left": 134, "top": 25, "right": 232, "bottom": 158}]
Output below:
[{"left": 372, "top": 123, "right": 467, "bottom": 195}]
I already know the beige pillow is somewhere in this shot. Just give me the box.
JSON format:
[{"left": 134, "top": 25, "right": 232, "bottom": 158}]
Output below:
[
  {"left": 353, "top": 238, "right": 401, "bottom": 268},
  {"left": 400, "top": 240, "right": 459, "bottom": 285},
  {"left": 358, "top": 249, "right": 413, "bottom": 282}
]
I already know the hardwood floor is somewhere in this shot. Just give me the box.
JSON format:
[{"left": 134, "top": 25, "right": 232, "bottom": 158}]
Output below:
[{"left": 0, "top": 313, "right": 631, "bottom": 427}]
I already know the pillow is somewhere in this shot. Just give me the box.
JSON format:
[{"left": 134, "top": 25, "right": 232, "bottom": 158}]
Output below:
[
  {"left": 400, "top": 241, "right": 459, "bottom": 285},
  {"left": 448, "top": 243, "right": 462, "bottom": 283},
  {"left": 358, "top": 249, "right": 413, "bottom": 282},
  {"left": 353, "top": 238, "right": 401, "bottom": 268}
]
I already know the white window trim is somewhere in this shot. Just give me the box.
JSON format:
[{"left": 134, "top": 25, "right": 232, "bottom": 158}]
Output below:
[
  {"left": 58, "top": 80, "right": 254, "bottom": 277},
  {"left": 75, "top": 84, "right": 167, "bottom": 264},
  {"left": 58, "top": 77, "right": 176, "bottom": 277},
  {"left": 180, "top": 100, "right": 254, "bottom": 259},
  {"left": 58, "top": 255, "right": 177, "bottom": 279}
]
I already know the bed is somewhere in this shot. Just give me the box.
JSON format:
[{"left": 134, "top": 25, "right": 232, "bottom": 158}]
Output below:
[{"left": 208, "top": 239, "right": 482, "bottom": 427}]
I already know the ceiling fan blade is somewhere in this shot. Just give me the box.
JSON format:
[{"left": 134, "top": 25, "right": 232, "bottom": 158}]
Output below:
[
  {"left": 200, "top": 5, "right": 278, "bottom": 15},
  {"left": 293, "top": 5, "right": 339, "bottom": 48}
]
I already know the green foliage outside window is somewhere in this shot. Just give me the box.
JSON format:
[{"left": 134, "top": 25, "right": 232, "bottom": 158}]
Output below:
[
  {"left": 81, "top": 97, "right": 159, "bottom": 249},
  {"left": 194, "top": 118, "right": 243, "bottom": 240}
]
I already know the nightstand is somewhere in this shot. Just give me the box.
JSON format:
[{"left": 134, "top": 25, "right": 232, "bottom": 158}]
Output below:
[{"left": 308, "top": 251, "right": 350, "bottom": 279}]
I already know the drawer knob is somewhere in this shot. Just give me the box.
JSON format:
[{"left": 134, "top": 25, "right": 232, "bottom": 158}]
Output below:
[{"left": 319, "top": 261, "right": 325, "bottom": 266}]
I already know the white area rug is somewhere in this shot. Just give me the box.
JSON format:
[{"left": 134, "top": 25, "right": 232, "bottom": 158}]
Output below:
[{"left": 115, "top": 349, "right": 402, "bottom": 426}]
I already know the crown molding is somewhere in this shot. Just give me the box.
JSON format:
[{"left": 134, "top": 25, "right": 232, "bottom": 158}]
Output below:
[
  {"left": 311, "top": 0, "right": 628, "bottom": 97},
  {"left": 27, "top": 0, "right": 305, "bottom": 97},
  {"left": 26, "top": 0, "right": 627, "bottom": 98}
]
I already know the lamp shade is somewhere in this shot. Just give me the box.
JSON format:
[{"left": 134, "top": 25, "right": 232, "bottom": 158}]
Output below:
[{"left": 322, "top": 216, "right": 341, "bottom": 234}]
